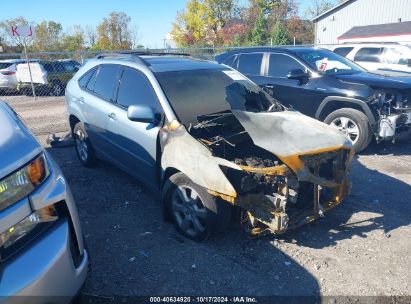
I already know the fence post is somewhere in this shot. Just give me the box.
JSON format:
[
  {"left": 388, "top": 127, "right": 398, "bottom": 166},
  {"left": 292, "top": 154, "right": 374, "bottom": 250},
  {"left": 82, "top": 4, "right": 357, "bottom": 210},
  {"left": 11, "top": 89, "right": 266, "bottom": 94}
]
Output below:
[{"left": 23, "top": 43, "right": 36, "bottom": 100}]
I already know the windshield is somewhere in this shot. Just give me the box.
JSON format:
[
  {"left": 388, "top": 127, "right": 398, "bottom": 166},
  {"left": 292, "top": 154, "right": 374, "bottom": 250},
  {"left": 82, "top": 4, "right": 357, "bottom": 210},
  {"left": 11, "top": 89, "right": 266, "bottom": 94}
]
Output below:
[
  {"left": 155, "top": 68, "right": 281, "bottom": 126},
  {"left": 295, "top": 49, "right": 365, "bottom": 75}
]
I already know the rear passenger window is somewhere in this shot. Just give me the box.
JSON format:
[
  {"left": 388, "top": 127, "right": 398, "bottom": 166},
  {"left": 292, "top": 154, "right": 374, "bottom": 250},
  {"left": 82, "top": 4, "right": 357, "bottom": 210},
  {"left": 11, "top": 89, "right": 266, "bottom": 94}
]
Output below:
[
  {"left": 268, "top": 53, "right": 305, "bottom": 77},
  {"left": 117, "top": 67, "right": 160, "bottom": 109},
  {"left": 334, "top": 47, "right": 354, "bottom": 57},
  {"left": 93, "top": 65, "right": 121, "bottom": 101},
  {"left": 222, "top": 55, "right": 238, "bottom": 69},
  {"left": 78, "top": 68, "right": 96, "bottom": 89},
  {"left": 238, "top": 53, "right": 263, "bottom": 75},
  {"left": 354, "top": 48, "right": 382, "bottom": 63}
]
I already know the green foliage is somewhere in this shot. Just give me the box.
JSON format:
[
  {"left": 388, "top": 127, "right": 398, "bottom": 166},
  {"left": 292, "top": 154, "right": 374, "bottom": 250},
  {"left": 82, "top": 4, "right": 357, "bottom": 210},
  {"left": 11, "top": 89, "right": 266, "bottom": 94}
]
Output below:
[
  {"left": 250, "top": 8, "right": 268, "bottom": 46},
  {"left": 33, "top": 21, "right": 63, "bottom": 51},
  {"left": 94, "top": 12, "right": 132, "bottom": 50},
  {"left": 271, "top": 21, "right": 290, "bottom": 45}
]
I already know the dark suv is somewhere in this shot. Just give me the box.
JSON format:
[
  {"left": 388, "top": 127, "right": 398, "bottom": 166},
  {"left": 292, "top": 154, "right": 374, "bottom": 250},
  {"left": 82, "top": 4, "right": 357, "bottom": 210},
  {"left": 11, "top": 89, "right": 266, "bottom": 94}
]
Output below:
[{"left": 216, "top": 47, "right": 411, "bottom": 151}]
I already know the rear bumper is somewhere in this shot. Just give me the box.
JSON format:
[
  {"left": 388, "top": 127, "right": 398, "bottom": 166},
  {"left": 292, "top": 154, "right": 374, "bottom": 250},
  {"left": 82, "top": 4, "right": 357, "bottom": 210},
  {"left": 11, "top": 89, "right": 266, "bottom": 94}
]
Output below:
[{"left": 0, "top": 221, "right": 89, "bottom": 303}]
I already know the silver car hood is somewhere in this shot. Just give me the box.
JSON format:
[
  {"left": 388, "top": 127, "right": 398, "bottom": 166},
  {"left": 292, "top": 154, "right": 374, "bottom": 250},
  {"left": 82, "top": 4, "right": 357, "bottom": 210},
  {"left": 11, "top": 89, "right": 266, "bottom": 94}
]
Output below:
[
  {"left": 232, "top": 110, "right": 351, "bottom": 157},
  {"left": 0, "top": 102, "right": 42, "bottom": 179}
]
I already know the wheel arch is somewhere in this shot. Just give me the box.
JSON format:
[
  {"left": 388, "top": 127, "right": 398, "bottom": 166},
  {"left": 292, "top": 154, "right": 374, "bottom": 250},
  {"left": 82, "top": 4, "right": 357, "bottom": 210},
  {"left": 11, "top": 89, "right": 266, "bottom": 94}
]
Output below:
[
  {"left": 315, "top": 96, "right": 377, "bottom": 126},
  {"left": 69, "top": 114, "right": 80, "bottom": 132}
]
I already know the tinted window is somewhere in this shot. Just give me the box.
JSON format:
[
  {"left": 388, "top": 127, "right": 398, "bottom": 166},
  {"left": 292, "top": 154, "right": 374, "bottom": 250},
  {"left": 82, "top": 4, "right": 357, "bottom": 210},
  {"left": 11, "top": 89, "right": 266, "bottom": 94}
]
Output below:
[
  {"left": 268, "top": 54, "right": 305, "bottom": 77},
  {"left": 222, "top": 55, "right": 238, "bottom": 68},
  {"left": 86, "top": 67, "right": 98, "bottom": 91},
  {"left": 117, "top": 68, "right": 159, "bottom": 109},
  {"left": 62, "top": 62, "right": 76, "bottom": 72},
  {"left": 79, "top": 68, "right": 96, "bottom": 89},
  {"left": 354, "top": 47, "right": 382, "bottom": 63},
  {"left": 334, "top": 47, "right": 354, "bottom": 57},
  {"left": 43, "top": 63, "right": 55, "bottom": 73},
  {"left": 238, "top": 53, "right": 263, "bottom": 75},
  {"left": 93, "top": 65, "right": 121, "bottom": 101}
]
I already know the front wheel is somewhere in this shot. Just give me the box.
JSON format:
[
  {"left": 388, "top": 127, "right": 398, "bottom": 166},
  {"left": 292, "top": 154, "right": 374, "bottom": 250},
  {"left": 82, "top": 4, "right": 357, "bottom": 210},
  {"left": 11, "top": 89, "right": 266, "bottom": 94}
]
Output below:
[
  {"left": 324, "top": 108, "right": 372, "bottom": 152},
  {"left": 163, "top": 173, "right": 232, "bottom": 241},
  {"left": 51, "top": 82, "right": 63, "bottom": 96}
]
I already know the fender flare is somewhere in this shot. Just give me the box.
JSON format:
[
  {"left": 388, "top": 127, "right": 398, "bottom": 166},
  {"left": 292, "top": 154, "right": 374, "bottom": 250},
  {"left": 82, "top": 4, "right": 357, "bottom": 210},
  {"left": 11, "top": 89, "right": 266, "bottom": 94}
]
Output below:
[{"left": 315, "top": 96, "right": 377, "bottom": 126}]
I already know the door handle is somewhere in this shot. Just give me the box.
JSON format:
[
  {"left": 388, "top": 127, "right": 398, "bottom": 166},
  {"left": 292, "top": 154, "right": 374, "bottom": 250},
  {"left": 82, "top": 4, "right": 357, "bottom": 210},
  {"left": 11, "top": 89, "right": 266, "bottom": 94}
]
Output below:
[
  {"left": 76, "top": 97, "right": 84, "bottom": 104},
  {"left": 108, "top": 112, "right": 117, "bottom": 120}
]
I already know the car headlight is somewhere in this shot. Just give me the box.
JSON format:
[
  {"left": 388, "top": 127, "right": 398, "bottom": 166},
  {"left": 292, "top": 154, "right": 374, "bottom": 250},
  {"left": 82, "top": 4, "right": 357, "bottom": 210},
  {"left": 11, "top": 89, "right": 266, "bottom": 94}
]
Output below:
[
  {"left": 0, "top": 153, "right": 50, "bottom": 212},
  {"left": 369, "top": 91, "right": 397, "bottom": 106},
  {"left": 0, "top": 204, "right": 59, "bottom": 261}
]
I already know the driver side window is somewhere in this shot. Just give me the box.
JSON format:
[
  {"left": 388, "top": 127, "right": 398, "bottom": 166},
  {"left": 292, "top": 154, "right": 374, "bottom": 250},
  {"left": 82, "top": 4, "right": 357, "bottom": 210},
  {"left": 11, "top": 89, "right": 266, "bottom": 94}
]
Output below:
[
  {"left": 268, "top": 53, "right": 306, "bottom": 78},
  {"left": 116, "top": 67, "right": 161, "bottom": 111}
]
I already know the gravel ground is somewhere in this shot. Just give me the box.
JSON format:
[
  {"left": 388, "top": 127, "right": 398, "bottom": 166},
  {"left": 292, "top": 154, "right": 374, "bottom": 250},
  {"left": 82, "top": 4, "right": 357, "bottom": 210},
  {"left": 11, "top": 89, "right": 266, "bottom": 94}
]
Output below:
[{"left": 3, "top": 96, "right": 411, "bottom": 302}]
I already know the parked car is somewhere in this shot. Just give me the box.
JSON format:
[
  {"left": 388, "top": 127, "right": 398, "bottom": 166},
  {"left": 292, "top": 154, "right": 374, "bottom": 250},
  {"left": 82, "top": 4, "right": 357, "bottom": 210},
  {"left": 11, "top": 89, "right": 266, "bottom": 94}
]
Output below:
[
  {"left": 0, "top": 59, "right": 25, "bottom": 92},
  {"left": 330, "top": 43, "right": 411, "bottom": 74},
  {"left": 66, "top": 53, "right": 354, "bottom": 241},
  {"left": 0, "top": 101, "right": 88, "bottom": 300},
  {"left": 215, "top": 47, "right": 411, "bottom": 151},
  {"left": 17, "top": 60, "right": 79, "bottom": 96}
]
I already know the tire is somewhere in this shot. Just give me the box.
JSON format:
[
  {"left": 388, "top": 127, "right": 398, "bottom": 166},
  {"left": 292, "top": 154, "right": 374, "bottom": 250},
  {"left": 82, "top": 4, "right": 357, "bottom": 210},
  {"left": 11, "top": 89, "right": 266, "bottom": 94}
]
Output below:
[
  {"left": 163, "top": 172, "right": 232, "bottom": 241},
  {"left": 73, "top": 122, "right": 97, "bottom": 167},
  {"left": 324, "top": 108, "right": 372, "bottom": 152},
  {"left": 51, "top": 81, "right": 63, "bottom": 96}
]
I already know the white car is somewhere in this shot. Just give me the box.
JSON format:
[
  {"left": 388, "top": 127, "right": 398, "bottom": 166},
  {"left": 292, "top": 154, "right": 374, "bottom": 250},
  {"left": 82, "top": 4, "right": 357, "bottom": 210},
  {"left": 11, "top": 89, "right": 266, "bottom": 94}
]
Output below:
[
  {"left": 0, "top": 59, "right": 25, "bottom": 91},
  {"left": 331, "top": 43, "right": 411, "bottom": 74}
]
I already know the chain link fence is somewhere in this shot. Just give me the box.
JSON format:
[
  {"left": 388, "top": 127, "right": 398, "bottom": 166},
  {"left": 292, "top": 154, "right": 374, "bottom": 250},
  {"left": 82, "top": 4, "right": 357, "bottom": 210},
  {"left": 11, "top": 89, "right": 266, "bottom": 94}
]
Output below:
[{"left": 1, "top": 43, "right": 410, "bottom": 137}]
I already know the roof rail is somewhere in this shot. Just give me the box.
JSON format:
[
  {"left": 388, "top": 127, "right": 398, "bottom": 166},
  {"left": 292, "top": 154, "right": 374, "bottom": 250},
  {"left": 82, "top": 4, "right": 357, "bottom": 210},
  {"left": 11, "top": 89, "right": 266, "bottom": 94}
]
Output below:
[{"left": 95, "top": 51, "right": 190, "bottom": 60}]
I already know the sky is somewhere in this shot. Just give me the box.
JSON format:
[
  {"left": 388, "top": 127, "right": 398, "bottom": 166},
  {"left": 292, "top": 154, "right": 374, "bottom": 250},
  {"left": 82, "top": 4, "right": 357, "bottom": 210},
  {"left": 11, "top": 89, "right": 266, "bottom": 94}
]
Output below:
[{"left": 0, "top": 0, "right": 313, "bottom": 48}]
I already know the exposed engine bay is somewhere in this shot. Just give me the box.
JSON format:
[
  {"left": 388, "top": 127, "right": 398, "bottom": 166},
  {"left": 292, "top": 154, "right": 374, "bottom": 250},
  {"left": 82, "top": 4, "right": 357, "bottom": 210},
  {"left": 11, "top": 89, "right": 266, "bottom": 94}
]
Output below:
[{"left": 160, "top": 110, "right": 353, "bottom": 235}]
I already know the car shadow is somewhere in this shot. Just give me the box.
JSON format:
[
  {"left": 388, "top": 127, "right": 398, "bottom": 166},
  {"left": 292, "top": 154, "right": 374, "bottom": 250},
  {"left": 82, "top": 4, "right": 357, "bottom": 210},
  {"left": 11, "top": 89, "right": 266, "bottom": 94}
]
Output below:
[{"left": 268, "top": 153, "right": 411, "bottom": 249}]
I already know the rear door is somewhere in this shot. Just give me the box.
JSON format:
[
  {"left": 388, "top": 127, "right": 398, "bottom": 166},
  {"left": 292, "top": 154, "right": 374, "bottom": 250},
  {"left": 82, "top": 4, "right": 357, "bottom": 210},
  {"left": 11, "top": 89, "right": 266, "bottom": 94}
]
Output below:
[
  {"left": 80, "top": 64, "right": 122, "bottom": 155},
  {"left": 234, "top": 53, "right": 267, "bottom": 86},
  {"left": 263, "top": 52, "right": 317, "bottom": 115},
  {"left": 106, "top": 66, "right": 163, "bottom": 189}
]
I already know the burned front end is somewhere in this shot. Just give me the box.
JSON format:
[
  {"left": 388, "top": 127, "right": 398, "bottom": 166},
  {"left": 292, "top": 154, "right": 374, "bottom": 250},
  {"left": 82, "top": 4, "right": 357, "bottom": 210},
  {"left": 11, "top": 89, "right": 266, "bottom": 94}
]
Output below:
[
  {"left": 160, "top": 109, "right": 354, "bottom": 235},
  {"left": 368, "top": 90, "right": 411, "bottom": 142}
]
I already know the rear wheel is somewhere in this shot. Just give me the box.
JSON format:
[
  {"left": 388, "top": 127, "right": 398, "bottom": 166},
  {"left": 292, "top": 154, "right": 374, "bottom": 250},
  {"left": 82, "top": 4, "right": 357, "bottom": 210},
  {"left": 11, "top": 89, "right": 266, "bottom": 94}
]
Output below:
[
  {"left": 51, "top": 81, "right": 63, "bottom": 96},
  {"left": 73, "top": 122, "right": 97, "bottom": 167},
  {"left": 163, "top": 173, "right": 232, "bottom": 241},
  {"left": 324, "top": 108, "right": 372, "bottom": 152}
]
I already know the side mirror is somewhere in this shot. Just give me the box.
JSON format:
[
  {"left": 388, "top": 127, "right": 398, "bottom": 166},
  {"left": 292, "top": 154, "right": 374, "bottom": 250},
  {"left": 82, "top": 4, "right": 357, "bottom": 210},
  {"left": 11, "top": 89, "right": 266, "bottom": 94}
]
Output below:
[
  {"left": 287, "top": 69, "right": 309, "bottom": 82},
  {"left": 127, "top": 105, "right": 159, "bottom": 124}
]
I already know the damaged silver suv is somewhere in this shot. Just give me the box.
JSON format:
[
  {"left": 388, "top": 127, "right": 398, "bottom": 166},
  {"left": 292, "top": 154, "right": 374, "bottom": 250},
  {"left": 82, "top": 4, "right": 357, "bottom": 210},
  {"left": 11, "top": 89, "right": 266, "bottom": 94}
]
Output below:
[{"left": 65, "top": 53, "right": 354, "bottom": 240}]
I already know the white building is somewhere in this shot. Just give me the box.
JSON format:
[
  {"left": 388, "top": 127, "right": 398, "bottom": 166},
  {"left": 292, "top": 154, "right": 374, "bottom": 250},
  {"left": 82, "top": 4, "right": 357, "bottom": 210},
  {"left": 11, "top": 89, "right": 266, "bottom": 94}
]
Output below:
[{"left": 312, "top": 0, "right": 411, "bottom": 45}]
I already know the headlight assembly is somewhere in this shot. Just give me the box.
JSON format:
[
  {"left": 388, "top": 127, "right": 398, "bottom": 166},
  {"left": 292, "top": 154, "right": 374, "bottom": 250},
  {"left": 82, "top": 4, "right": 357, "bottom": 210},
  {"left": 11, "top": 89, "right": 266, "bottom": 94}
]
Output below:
[
  {"left": 0, "top": 154, "right": 50, "bottom": 212},
  {"left": 0, "top": 204, "right": 59, "bottom": 261}
]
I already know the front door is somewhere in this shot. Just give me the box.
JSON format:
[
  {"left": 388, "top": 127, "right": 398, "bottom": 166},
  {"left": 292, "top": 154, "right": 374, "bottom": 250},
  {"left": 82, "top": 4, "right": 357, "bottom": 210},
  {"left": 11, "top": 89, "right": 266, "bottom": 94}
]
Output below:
[{"left": 106, "top": 66, "right": 163, "bottom": 189}]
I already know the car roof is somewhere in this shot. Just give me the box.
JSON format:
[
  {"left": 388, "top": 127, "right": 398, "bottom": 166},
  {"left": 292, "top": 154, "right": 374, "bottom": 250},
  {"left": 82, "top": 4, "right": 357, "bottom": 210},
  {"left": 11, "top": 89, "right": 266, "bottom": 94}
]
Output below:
[
  {"left": 215, "top": 46, "right": 329, "bottom": 62},
  {"left": 144, "top": 57, "right": 224, "bottom": 73},
  {"left": 0, "top": 59, "right": 25, "bottom": 63}
]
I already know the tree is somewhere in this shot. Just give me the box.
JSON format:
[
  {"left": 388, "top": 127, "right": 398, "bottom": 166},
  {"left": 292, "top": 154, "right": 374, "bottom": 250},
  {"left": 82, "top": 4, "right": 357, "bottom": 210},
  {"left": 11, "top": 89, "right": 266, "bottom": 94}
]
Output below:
[
  {"left": 33, "top": 21, "right": 63, "bottom": 51},
  {"left": 305, "top": 0, "right": 340, "bottom": 19},
  {"left": 250, "top": 7, "right": 268, "bottom": 45},
  {"left": 94, "top": 12, "right": 132, "bottom": 50},
  {"left": 85, "top": 25, "right": 97, "bottom": 47},
  {"left": 286, "top": 16, "right": 314, "bottom": 44},
  {"left": 270, "top": 21, "right": 290, "bottom": 45},
  {"left": 130, "top": 24, "right": 141, "bottom": 49},
  {"left": 61, "top": 25, "right": 85, "bottom": 51},
  {"left": 204, "top": 0, "right": 236, "bottom": 45}
]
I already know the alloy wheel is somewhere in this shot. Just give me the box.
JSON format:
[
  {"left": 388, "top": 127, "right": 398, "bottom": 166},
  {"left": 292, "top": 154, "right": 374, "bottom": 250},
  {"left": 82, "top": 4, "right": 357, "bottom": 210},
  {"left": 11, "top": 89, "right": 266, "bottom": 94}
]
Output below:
[
  {"left": 75, "top": 129, "right": 88, "bottom": 162},
  {"left": 330, "top": 116, "right": 360, "bottom": 145},
  {"left": 171, "top": 185, "right": 208, "bottom": 238}
]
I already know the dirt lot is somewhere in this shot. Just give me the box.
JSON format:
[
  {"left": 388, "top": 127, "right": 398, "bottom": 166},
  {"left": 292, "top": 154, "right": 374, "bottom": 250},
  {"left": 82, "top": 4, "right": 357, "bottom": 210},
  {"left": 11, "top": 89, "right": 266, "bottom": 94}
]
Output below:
[{"left": 3, "top": 96, "right": 411, "bottom": 301}]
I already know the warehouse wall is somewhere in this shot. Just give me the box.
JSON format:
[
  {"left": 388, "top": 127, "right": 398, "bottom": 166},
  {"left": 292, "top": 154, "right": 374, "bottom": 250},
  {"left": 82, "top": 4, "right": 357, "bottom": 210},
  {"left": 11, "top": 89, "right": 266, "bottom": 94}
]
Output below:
[{"left": 314, "top": 0, "right": 411, "bottom": 44}]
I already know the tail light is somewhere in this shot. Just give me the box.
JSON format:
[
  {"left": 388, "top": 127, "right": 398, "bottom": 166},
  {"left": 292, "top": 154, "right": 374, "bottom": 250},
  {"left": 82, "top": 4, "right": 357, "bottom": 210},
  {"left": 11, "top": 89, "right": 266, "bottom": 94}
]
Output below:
[{"left": 0, "top": 71, "right": 16, "bottom": 76}]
